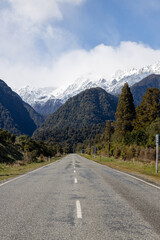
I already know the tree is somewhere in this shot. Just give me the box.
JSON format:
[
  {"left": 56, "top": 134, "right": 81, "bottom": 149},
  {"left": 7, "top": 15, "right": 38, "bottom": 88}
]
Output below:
[
  {"left": 133, "top": 88, "right": 160, "bottom": 129},
  {"left": 115, "top": 83, "right": 135, "bottom": 138}
]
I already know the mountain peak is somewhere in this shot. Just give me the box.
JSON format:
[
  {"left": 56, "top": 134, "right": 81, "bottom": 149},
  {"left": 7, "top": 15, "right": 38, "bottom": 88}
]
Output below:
[
  {"left": 33, "top": 87, "right": 118, "bottom": 143},
  {"left": 14, "top": 62, "right": 160, "bottom": 114}
]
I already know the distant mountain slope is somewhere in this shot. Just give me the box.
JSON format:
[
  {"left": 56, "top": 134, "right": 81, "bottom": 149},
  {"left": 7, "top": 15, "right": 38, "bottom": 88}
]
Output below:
[
  {"left": 0, "top": 80, "right": 37, "bottom": 135},
  {"left": 33, "top": 87, "right": 118, "bottom": 143},
  {"left": 131, "top": 74, "right": 160, "bottom": 106},
  {"left": 33, "top": 98, "right": 63, "bottom": 115},
  {"left": 23, "top": 102, "right": 44, "bottom": 128},
  {"left": 14, "top": 85, "right": 63, "bottom": 115}
]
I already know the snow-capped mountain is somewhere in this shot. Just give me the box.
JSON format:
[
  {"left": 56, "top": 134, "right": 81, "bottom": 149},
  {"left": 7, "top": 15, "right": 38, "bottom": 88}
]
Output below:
[
  {"left": 15, "top": 86, "right": 56, "bottom": 106},
  {"left": 54, "top": 62, "right": 160, "bottom": 101},
  {"left": 14, "top": 86, "right": 63, "bottom": 115},
  {"left": 14, "top": 62, "right": 160, "bottom": 115}
]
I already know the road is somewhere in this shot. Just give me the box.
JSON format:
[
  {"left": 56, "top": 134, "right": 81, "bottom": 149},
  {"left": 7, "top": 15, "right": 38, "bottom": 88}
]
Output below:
[{"left": 0, "top": 154, "right": 160, "bottom": 240}]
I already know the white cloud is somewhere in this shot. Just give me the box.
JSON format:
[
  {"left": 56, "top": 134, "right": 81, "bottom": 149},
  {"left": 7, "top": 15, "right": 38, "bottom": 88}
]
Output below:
[
  {"left": 1, "top": 41, "right": 160, "bottom": 89},
  {"left": 49, "top": 42, "right": 160, "bottom": 87},
  {"left": 8, "top": 0, "right": 85, "bottom": 24},
  {"left": 0, "top": 2, "right": 160, "bottom": 90},
  {"left": 0, "top": 1, "right": 80, "bottom": 66},
  {"left": 0, "top": 0, "right": 85, "bottom": 89}
]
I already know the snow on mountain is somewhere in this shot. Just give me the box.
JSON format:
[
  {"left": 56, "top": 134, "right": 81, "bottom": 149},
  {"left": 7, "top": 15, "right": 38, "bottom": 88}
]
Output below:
[
  {"left": 14, "top": 62, "right": 160, "bottom": 114},
  {"left": 14, "top": 86, "right": 56, "bottom": 106},
  {"left": 55, "top": 62, "right": 160, "bottom": 100}
]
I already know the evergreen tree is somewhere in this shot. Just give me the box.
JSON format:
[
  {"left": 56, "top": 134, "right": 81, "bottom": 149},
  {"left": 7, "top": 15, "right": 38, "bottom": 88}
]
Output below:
[
  {"left": 133, "top": 88, "right": 160, "bottom": 129},
  {"left": 115, "top": 83, "right": 136, "bottom": 138}
]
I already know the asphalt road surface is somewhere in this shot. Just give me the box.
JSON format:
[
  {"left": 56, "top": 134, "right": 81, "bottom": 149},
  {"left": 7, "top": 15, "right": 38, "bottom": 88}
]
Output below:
[{"left": 0, "top": 154, "right": 160, "bottom": 240}]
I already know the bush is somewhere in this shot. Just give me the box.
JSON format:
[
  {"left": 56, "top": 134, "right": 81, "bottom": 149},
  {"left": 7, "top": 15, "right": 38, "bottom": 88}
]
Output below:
[
  {"left": 114, "top": 145, "right": 121, "bottom": 158},
  {"left": 125, "top": 146, "right": 136, "bottom": 160},
  {"left": 123, "top": 130, "right": 148, "bottom": 146}
]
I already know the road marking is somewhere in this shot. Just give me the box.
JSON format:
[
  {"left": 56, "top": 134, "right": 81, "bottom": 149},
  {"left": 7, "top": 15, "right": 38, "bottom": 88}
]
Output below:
[
  {"left": 75, "top": 178, "right": 78, "bottom": 183},
  {"left": 76, "top": 200, "right": 82, "bottom": 218},
  {"left": 112, "top": 168, "right": 160, "bottom": 190},
  {"left": 0, "top": 162, "right": 56, "bottom": 188},
  {"left": 0, "top": 175, "right": 26, "bottom": 187},
  {"left": 74, "top": 170, "right": 76, "bottom": 173}
]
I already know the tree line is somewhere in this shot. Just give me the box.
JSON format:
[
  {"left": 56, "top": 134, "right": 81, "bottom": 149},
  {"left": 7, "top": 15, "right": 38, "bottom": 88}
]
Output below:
[
  {"left": 85, "top": 84, "right": 160, "bottom": 162},
  {"left": 1, "top": 83, "right": 160, "bottom": 164},
  {"left": 0, "top": 129, "right": 64, "bottom": 164}
]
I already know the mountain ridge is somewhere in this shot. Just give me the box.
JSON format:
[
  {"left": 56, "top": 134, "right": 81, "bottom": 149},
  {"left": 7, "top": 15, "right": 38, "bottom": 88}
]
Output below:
[
  {"left": 130, "top": 74, "right": 160, "bottom": 106},
  {"left": 33, "top": 87, "right": 118, "bottom": 146},
  {"left": 15, "top": 62, "right": 160, "bottom": 114},
  {"left": 0, "top": 79, "right": 44, "bottom": 135}
]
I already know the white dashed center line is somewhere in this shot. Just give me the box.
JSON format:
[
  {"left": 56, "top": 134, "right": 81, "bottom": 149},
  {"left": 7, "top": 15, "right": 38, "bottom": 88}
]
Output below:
[
  {"left": 76, "top": 200, "right": 82, "bottom": 219},
  {"left": 75, "top": 178, "right": 78, "bottom": 183}
]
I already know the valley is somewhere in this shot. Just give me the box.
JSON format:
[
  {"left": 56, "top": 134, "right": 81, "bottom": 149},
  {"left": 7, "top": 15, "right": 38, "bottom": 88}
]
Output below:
[
  {"left": 0, "top": 70, "right": 159, "bottom": 165},
  {"left": 0, "top": 67, "right": 160, "bottom": 240},
  {"left": 1, "top": 1, "right": 160, "bottom": 239}
]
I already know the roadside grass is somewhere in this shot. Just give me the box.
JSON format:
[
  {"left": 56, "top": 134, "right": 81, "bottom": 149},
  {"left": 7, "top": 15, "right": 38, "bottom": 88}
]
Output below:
[
  {"left": 83, "top": 154, "right": 160, "bottom": 185},
  {"left": 0, "top": 157, "right": 62, "bottom": 182}
]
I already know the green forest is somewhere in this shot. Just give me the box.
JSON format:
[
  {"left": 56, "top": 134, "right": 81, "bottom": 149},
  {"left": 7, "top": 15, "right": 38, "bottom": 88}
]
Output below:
[
  {"left": 0, "top": 129, "right": 63, "bottom": 164},
  {"left": 86, "top": 84, "right": 160, "bottom": 163},
  {"left": 0, "top": 83, "right": 159, "bottom": 165}
]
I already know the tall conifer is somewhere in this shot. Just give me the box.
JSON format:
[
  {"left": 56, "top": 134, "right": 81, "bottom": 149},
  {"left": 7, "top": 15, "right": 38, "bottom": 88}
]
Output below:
[
  {"left": 115, "top": 83, "right": 135, "bottom": 138},
  {"left": 133, "top": 88, "right": 160, "bottom": 129}
]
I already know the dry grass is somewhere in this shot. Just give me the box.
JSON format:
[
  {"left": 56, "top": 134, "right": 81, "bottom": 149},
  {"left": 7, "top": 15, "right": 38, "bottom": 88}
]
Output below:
[
  {"left": 0, "top": 157, "right": 61, "bottom": 182},
  {"left": 83, "top": 154, "right": 160, "bottom": 186}
]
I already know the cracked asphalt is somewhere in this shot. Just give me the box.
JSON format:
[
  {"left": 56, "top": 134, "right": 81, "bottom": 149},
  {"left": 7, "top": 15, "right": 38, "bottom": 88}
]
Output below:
[{"left": 0, "top": 154, "right": 160, "bottom": 240}]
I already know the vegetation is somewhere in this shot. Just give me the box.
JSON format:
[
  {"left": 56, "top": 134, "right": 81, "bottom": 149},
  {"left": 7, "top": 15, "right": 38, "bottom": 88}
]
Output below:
[
  {"left": 115, "top": 83, "right": 135, "bottom": 138},
  {"left": 33, "top": 87, "right": 118, "bottom": 151},
  {"left": 0, "top": 157, "right": 61, "bottom": 181},
  {"left": 130, "top": 74, "right": 160, "bottom": 106},
  {"left": 23, "top": 102, "right": 44, "bottom": 128},
  {"left": 83, "top": 154, "right": 160, "bottom": 184},
  {"left": 33, "top": 84, "right": 160, "bottom": 162},
  {"left": 80, "top": 85, "right": 160, "bottom": 164},
  {"left": 0, "top": 79, "right": 38, "bottom": 135},
  {"left": 133, "top": 88, "right": 160, "bottom": 130},
  {"left": 0, "top": 77, "right": 160, "bottom": 182},
  {"left": 0, "top": 128, "right": 64, "bottom": 165}
]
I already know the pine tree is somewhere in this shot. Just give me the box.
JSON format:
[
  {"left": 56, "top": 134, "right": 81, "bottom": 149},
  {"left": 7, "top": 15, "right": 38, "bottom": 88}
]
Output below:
[
  {"left": 115, "top": 83, "right": 136, "bottom": 138},
  {"left": 133, "top": 88, "right": 160, "bottom": 129}
]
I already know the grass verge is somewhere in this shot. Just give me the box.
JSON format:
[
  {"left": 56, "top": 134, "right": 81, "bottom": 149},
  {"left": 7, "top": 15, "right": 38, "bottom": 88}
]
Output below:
[
  {"left": 83, "top": 154, "right": 160, "bottom": 185},
  {"left": 0, "top": 157, "right": 62, "bottom": 182}
]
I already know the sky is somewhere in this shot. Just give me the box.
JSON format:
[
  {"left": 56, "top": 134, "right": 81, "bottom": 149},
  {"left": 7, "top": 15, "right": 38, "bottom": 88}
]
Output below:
[{"left": 1, "top": 0, "right": 160, "bottom": 89}]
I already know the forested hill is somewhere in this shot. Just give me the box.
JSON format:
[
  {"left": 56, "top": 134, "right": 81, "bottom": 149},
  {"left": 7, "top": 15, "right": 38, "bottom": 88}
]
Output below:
[
  {"left": 23, "top": 102, "right": 44, "bottom": 128},
  {"left": 131, "top": 74, "right": 160, "bottom": 106},
  {"left": 33, "top": 87, "right": 118, "bottom": 145},
  {"left": 0, "top": 79, "right": 39, "bottom": 135}
]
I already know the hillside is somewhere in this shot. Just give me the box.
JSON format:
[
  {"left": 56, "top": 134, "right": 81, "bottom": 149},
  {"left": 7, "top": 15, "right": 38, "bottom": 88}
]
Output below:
[
  {"left": 23, "top": 102, "right": 44, "bottom": 127},
  {"left": 0, "top": 80, "right": 37, "bottom": 135},
  {"left": 33, "top": 98, "right": 63, "bottom": 115},
  {"left": 33, "top": 87, "right": 118, "bottom": 147},
  {"left": 131, "top": 74, "right": 160, "bottom": 106}
]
